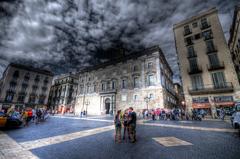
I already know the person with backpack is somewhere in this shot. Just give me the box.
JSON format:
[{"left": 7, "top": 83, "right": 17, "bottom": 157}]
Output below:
[{"left": 114, "top": 110, "right": 122, "bottom": 143}]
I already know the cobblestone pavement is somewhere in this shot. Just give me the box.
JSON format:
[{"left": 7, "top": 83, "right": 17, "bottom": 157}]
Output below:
[{"left": 0, "top": 115, "right": 239, "bottom": 159}]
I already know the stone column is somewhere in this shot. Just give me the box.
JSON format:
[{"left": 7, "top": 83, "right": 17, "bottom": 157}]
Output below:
[
  {"left": 141, "top": 60, "right": 145, "bottom": 88},
  {"left": 156, "top": 57, "right": 161, "bottom": 85}
]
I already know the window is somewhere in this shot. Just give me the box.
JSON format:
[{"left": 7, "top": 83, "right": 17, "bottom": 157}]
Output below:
[
  {"left": 133, "top": 65, "right": 138, "bottom": 72},
  {"left": 79, "top": 86, "right": 84, "bottom": 94},
  {"left": 121, "top": 95, "right": 127, "bottom": 101},
  {"left": 133, "top": 77, "right": 139, "bottom": 88},
  {"left": 87, "top": 85, "right": 90, "bottom": 93},
  {"left": 202, "top": 30, "right": 212, "bottom": 40},
  {"left": 184, "top": 25, "right": 191, "bottom": 35},
  {"left": 44, "top": 77, "right": 49, "bottom": 84},
  {"left": 21, "top": 84, "right": 28, "bottom": 91},
  {"left": 32, "top": 85, "right": 38, "bottom": 92},
  {"left": 192, "top": 22, "right": 198, "bottom": 28},
  {"left": 42, "top": 87, "right": 47, "bottom": 92},
  {"left": 189, "top": 58, "right": 198, "bottom": 70},
  {"left": 206, "top": 40, "right": 216, "bottom": 52},
  {"left": 191, "top": 75, "right": 203, "bottom": 90},
  {"left": 208, "top": 53, "right": 220, "bottom": 66},
  {"left": 107, "top": 81, "right": 111, "bottom": 90},
  {"left": 13, "top": 70, "right": 19, "bottom": 79},
  {"left": 94, "top": 85, "right": 97, "bottom": 92},
  {"left": 134, "top": 95, "right": 138, "bottom": 101},
  {"left": 148, "top": 75, "right": 155, "bottom": 86},
  {"left": 211, "top": 72, "right": 226, "bottom": 88},
  {"left": 185, "top": 36, "right": 193, "bottom": 45},
  {"left": 34, "top": 75, "right": 40, "bottom": 83},
  {"left": 17, "top": 95, "right": 25, "bottom": 102},
  {"left": 122, "top": 79, "right": 127, "bottom": 89},
  {"left": 201, "top": 18, "right": 210, "bottom": 29},
  {"left": 194, "top": 33, "right": 201, "bottom": 40},
  {"left": 39, "top": 96, "right": 45, "bottom": 104},
  {"left": 187, "top": 46, "right": 196, "bottom": 57},
  {"left": 24, "top": 73, "right": 30, "bottom": 81},
  {"left": 9, "top": 81, "right": 17, "bottom": 90},
  {"left": 29, "top": 95, "right": 36, "bottom": 104},
  {"left": 102, "top": 83, "right": 106, "bottom": 91},
  {"left": 192, "top": 97, "right": 209, "bottom": 103},
  {"left": 112, "top": 81, "right": 115, "bottom": 89},
  {"left": 148, "top": 62, "right": 153, "bottom": 69},
  {"left": 5, "top": 92, "right": 14, "bottom": 102},
  {"left": 149, "top": 93, "right": 154, "bottom": 99}
]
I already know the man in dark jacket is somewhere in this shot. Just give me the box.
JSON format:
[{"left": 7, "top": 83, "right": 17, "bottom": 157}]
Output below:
[{"left": 128, "top": 107, "right": 137, "bottom": 143}]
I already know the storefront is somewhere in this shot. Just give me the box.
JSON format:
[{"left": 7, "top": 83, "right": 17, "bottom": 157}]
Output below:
[
  {"left": 213, "top": 96, "right": 235, "bottom": 115},
  {"left": 192, "top": 97, "right": 211, "bottom": 115}
]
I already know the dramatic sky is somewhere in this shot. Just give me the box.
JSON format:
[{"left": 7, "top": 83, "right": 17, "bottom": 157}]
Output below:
[{"left": 0, "top": 0, "right": 239, "bottom": 82}]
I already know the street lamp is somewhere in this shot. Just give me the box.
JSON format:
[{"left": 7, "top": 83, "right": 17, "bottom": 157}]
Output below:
[
  {"left": 144, "top": 96, "right": 151, "bottom": 110},
  {"left": 85, "top": 99, "right": 90, "bottom": 117}
]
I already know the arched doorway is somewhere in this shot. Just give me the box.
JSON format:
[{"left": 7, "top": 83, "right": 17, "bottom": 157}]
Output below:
[{"left": 105, "top": 98, "right": 111, "bottom": 114}]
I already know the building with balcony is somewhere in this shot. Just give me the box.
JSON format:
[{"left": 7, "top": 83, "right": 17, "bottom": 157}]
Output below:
[
  {"left": 0, "top": 63, "right": 53, "bottom": 110},
  {"left": 229, "top": 5, "right": 240, "bottom": 84},
  {"left": 48, "top": 73, "right": 78, "bottom": 113},
  {"left": 173, "top": 8, "right": 240, "bottom": 114},
  {"left": 74, "top": 46, "right": 177, "bottom": 116}
]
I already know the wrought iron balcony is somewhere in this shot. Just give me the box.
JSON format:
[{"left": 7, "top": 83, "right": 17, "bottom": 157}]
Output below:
[
  {"left": 99, "top": 88, "right": 117, "bottom": 94},
  {"left": 188, "top": 82, "right": 233, "bottom": 95},
  {"left": 201, "top": 24, "right": 211, "bottom": 30},
  {"left": 206, "top": 47, "right": 217, "bottom": 54},
  {"left": 184, "top": 30, "right": 192, "bottom": 36},
  {"left": 188, "top": 66, "right": 202, "bottom": 75},
  {"left": 207, "top": 62, "right": 225, "bottom": 71}
]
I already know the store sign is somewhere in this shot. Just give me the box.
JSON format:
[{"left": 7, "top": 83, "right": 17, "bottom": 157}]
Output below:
[
  {"left": 192, "top": 97, "right": 210, "bottom": 108},
  {"left": 192, "top": 97, "right": 209, "bottom": 103}
]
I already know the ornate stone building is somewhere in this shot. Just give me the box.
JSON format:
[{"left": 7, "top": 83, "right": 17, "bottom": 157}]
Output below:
[
  {"left": 173, "top": 8, "right": 240, "bottom": 114},
  {"left": 229, "top": 5, "right": 240, "bottom": 84},
  {"left": 75, "top": 46, "right": 177, "bottom": 116},
  {"left": 48, "top": 73, "right": 78, "bottom": 113},
  {"left": 0, "top": 63, "right": 53, "bottom": 110}
]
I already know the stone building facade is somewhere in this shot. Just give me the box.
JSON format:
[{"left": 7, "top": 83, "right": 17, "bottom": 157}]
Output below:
[
  {"left": 173, "top": 83, "right": 185, "bottom": 108},
  {"left": 0, "top": 63, "right": 53, "bottom": 110},
  {"left": 173, "top": 8, "right": 240, "bottom": 114},
  {"left": 48, "top": 73, "right": 78, "bottom": 113},
  {"left": 74, "top": 46, "right": 177, "bottom": 116},
  {"left": 229, "top": 5, "right": 240, "bottom": 84}
]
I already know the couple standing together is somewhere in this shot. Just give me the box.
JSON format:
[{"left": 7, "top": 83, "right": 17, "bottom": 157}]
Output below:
[{"left": 114, "top": 107, "right": 137, "bottom": 143}]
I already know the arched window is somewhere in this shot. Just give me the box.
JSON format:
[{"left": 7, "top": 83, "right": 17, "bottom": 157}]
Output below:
[{"left": 13, "top": 70, "right": 19, "bottom": 79}]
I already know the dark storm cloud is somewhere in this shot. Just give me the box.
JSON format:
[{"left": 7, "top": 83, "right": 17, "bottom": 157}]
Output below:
[{"left": 0, "top": 0, "right": 239, "bottom": 81}]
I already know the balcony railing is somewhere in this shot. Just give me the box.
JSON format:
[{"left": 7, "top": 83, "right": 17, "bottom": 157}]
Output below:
[
  {"left": 201, "top": 24, "right": 211, "bottom": 30},
  {"left": 188, "top": 66, "right": 202, "bottom": 75},
  {"left": 184, "top": 30, "right": 192, "bottom": 36},
  {"left": 188, "top": 82, "right": 233, "bottom": 95},
  {"left": 207, "top": 62, "right": 225, "bottom": 71},
  {"left": 203, "top": 34, "right": 213, "bottom": 41},
  {"left": 187, "top": 53, "right": 197, "bottom": 58},
  {"left": 206, "top": 47, "right": 218, "bottom": 54},
  {"left": 99, "top": 88, "right": 117, "bottom": 94}
]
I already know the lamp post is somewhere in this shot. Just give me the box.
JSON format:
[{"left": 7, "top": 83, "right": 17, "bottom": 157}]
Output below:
[
  {"left": 85, "top": 99, "right": 90, "bottom": 117},
  {"left": 144, "top": 96, "right": 151, "bottom": 111}
]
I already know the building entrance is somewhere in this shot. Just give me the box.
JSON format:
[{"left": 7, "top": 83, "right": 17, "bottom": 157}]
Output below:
[{"left": 105, "top": 98, "right": 110, "bottom": 114}]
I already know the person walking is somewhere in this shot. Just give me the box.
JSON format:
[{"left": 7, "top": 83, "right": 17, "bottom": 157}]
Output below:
[
  {"left": 128, "top": 107, "right": 137, "bottom": 143},
  {"left": 220, "top": 108, "right": 225, "bottom": 121},
  {"left": 21, "top": 109, "right": 28, "bottom": 127},
  {"left": 114, "top": 110, "right": 122, "bottom": 143}
]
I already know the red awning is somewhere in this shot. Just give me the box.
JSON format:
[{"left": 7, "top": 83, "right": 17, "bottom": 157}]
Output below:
[{"left": 192, "top": 103, "right": 211, "bottom": 109}]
